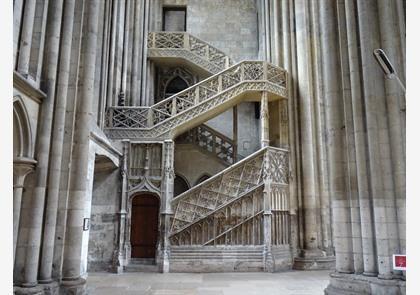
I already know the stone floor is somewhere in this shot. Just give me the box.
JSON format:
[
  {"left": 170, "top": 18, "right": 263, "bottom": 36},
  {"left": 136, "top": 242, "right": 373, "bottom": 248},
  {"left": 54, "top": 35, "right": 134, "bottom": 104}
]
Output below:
[{"left": 86, "top": 270, "right": 331, "bottom": 295}]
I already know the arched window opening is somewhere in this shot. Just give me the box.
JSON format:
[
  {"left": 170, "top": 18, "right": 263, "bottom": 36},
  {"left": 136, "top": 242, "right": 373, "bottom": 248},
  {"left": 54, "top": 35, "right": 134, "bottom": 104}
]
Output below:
[
  {"left": 195, "top": 174, "right": 211, "bottom": 186},
  {"left": 165, "top": 76, "right": 188, "bottom": 98},
  {"left": 174, "top": 174, "right": 190, "bottom": 196}
]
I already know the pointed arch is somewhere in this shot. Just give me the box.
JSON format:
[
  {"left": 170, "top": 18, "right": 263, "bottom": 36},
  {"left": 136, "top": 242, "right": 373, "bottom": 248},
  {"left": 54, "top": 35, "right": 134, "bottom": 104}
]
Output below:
[
  {"left": 174, "top": 173, "right": 190, "bottom": 196},
  {"left": 195, "top": 173, "right": 211, "bottom": 186},
  {"left": 13, "top": 97, "right": 33, "bottom": 159}
]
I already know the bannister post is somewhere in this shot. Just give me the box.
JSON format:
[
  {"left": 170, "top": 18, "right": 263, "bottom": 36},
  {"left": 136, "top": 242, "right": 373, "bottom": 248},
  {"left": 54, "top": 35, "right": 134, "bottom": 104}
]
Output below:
[
  {"left": 171, "top": 99, "right": 177, "bottom": 116},
  {"left": 161, "top": 140, "right": 175, "bottom": 273},
  {"left": 225, "top": 56, "right": 230, "bottom": 69},
  {"left": 218, "top": 75, "right": 223, "bottom": 92},
  {"left": 263, "top": 61, "right": 268, "bottom": 80},
  {"left": 183, "top": 33, "right": 190, "bottom": 50},
  {"left": 240, "top": 63, "right": 245, "bottom": 81},
  {"left": 112, "top": 140, "right": 129, "bottom": 273},
  {"left": 260, "top": 91, "right": 270, "bottom": 147},
  {"left": 205, "top": 44, "right": 210, "bottom": 60},
  {"left": 233, "top": 106, "right": 238, "bottom": 163},
  {"left": 151, "top": 32, "right": 156, "bottom": 48},
  {"left": 147, "top": 108, "right": 154, "bottom": 127},
  {"left": 195, "top": 87, "right": 200, "bottom": 104},
  {"left": 108, "top": 108, "right": 113, "bottom": 127},
  {"left": 263, "top": 150, "right": 274, "bottom": 272}
]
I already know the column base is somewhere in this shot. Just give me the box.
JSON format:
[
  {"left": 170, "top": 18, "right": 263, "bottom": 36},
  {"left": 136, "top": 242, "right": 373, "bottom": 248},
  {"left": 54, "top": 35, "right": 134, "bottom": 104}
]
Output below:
[
  {"left": 293, "top": 249, "right": 335, "bottom": 270},
  {"left": 14, "top": 285, "right": 44, "bottom": 295},
  {"left": 324, "top": 272, "right": 406, "bottom": 295},
  {"left": 60, "top": 278, "right": 86, "bottom": 295}
]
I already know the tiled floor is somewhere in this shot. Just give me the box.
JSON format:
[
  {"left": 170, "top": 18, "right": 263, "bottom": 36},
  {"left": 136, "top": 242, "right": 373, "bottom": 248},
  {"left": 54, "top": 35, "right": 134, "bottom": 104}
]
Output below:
[{"left": 86, "top": 270, "right": 331, "bottom": 295}]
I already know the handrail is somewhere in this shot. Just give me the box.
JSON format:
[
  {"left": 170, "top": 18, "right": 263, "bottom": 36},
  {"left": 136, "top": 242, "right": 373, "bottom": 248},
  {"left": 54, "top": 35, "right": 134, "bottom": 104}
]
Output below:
[
  {"left": 106, "top": 60, "right": 287, "bottom": 132},
  {"left": 176, "top": 124, "right": 236, "bottom": 164},
  {"left": 148, "top": 32, "right": 233, "bottom": 69}
]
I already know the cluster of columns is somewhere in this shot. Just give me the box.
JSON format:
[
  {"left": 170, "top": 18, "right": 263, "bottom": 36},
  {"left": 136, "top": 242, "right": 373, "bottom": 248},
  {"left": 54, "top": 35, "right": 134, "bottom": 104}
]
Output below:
[
  {"left": 265, "top": 0, "right": 406, "bottom": 291},
  {"left": 13, "top": 0, "right": 101, "bottom": 293}
]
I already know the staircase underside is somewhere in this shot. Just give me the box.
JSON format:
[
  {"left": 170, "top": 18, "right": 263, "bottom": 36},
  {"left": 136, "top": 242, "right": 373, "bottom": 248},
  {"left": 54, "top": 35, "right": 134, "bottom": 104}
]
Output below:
[
  {"left": 149, "top": 49, "right": 222, "bottom": 76},
  {"left": 105, "top": 83, "right": 286, "bottom": 141}
]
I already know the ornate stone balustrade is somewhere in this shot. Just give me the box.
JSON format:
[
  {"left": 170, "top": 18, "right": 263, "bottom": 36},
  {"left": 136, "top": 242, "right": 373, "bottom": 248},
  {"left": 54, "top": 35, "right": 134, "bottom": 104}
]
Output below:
[
  {"left": 105, "top": 61, "right": 287, "bottom": 140},
  {"left": 169, "top": 147, "right": 289, "bottom": 246},
  {"left": 148, "top": 32, "right": 233, "bottom": 74},
  {"left": 176, "top": 124, "right": 236, "bottom": 165}
]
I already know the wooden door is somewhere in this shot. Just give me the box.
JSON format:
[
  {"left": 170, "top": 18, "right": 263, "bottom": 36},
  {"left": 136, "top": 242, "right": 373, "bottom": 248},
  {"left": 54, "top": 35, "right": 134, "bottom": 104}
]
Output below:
[{"left": 130, "top": 195, "right": 159, "bottom": 258}]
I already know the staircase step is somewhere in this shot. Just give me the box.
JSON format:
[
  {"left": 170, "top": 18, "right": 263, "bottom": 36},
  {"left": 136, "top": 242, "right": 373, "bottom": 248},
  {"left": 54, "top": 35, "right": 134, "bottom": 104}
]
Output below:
[
  {"left": 124, "top": 263, "right": 159, "bottom": 273},
  {"left": 129, "top": 258, "right": 156, "bottom": 265}
]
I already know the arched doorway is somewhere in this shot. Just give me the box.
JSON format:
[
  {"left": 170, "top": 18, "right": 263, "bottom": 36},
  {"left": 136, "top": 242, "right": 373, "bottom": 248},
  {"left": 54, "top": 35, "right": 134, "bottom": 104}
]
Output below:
[
  {"left": 130, "top": 194, "right": 160, "bottom": 258},
  {"left": 165, "top": 76, "right": 188, "bottom": 98},
  {"left": 174, "top": 174, "right": 190, "bottom": 197}
]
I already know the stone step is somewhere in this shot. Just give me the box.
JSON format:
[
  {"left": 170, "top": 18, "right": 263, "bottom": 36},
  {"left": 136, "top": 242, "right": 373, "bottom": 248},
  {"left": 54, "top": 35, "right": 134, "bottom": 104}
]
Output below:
[
  {"left": 124, "top": 263, "right": 159, "bottom": 273},
  {"left": 129, "top": 258, "right": 156, "bottom": 265}
]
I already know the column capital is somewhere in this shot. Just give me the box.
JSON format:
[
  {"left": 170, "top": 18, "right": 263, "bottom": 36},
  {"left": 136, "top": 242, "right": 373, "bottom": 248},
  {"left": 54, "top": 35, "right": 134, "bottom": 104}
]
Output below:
[{"left": 13, "top": 157, "right": 37, "bottom": 185}]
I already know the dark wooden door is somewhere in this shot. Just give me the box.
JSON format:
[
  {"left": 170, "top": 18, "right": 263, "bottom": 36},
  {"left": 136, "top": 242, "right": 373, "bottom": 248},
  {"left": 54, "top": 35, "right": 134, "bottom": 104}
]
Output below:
[{"left": 130, "top": 195, "right": 159, "bottom": 258}]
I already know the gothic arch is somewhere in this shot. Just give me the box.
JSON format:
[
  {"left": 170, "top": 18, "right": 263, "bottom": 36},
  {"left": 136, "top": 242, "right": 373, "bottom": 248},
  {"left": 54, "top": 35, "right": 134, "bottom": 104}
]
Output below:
[
  {"left": 195, "top": 173, "right": 211, "bottom": 186},
  {"left": 13, "top": 97, "right": 33, "bottom": 159},
  {"left": 174, "top": 173, "right": 190, "bottom": 196},
  {"left": 156, "top": 67, "right": 196, "bottom": 102},
  {"left": 164, "top": 76, "right": 189, "bottom": 98}
]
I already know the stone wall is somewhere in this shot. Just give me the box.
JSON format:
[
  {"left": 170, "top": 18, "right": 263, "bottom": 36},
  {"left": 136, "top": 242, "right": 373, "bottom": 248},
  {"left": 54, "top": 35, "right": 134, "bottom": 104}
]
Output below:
[
  {"left": 187, "top": 0, "right": 259, "bottom": 61},
  {"left": 87, "top": 168, "right": 121, "bottom": 272},
  {"left": 174, "top": 144, "right": 228, "bottom": 187}
]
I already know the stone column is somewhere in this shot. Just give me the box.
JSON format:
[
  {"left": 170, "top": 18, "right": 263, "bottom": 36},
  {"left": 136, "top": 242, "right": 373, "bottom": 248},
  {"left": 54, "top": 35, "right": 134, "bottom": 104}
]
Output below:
[
  {"left": 130, "top": 0, "right": 142, "bottom": 106},
  {"left": 343, "top": 0, "right": 377, "bottom": 276},
  {"left": 141, "top": 0, "right": 150, "bottom": 105},
  {"left": 272, "top": 0, "right": 281, "bottom": 66},
  {"left": 38, "top": 0, "right": 76, "bottom": 283},
  {"left": 61, "top": 0, "right": 100, "bottom": 292},
  {"left": 293, "top": 0, "right": 321, "bottom": 256},
  {"left": 21, "top": 0, "right": 64, "bottom": 287},
  {"left": 13, "top": 0, "right": 24, "bottom": 69},
  {"left": 260, "top": 91, "right": 269, "bottom": 148},
  {"left": 319, "top": 0, "right": 353, "bottom": 273},
  {"left": 160, "top": 140, "right": 175, "bottom": 273},
  {"left": 13, "top": 158, "right": 37, "bottom": 262},
  {"left": 119, "top": 0, "right": 130, "bottom": 104},
  {"left": 281, "top": 0, "right": 299, "bottom": 256},
  {"left": 113, "top": 140, "right": 129, "bottom": 273},
  {"left": 264, "top": 0, "right": 271, "bottom": 62},
  {"left": 17, "top": 0, "right": 37, "bottom": 76},
  {"left": 377, "top": 0, "right": 406, "bottom": 264},
  {"left": 357, "top": 0, "right": 399, "bottom": 280}
]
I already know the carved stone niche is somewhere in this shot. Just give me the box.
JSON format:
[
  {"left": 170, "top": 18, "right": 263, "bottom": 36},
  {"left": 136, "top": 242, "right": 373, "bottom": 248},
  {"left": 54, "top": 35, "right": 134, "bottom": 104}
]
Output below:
[{"left": 155, "top": 67, "right": 198, "bottom": 102}]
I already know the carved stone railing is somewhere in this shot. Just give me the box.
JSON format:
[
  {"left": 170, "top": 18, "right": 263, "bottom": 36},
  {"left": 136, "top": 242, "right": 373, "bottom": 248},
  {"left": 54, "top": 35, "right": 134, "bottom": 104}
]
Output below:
[
  {"left": 148, "top": 32, "right": 233, "bottom": 74},
  {"left": 176, "top": 124, "right": 236, "bottom": 165},
  {"left": 105, "top": 61, "right": 287, "bottom": 140},
  {"left": 169, "top": 147, "right": 289, "bottom": 246}
]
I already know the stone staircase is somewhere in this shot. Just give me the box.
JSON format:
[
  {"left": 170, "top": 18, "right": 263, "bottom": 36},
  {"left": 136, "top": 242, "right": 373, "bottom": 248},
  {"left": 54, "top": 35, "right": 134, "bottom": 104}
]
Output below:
[
  {"left": 167, "top": 146, "right": 290, "bottom": 272},
  {"left": 148, "top": 32, "right": 233, "bottom": 74},
  {"left": 169, "top": 147, "right": 289, "bottom": 244},
  {"left": 169, "top": 246, "right": 265, "bottom": 272},
  {"left": 109, "top": 32, "right": 290, "bottom": 272},
  {"left": 175, "top": 124, "right": 237, "bottom": 165},
  {"left": 104, "top": 33, "right": 287, "bottom": 141},
  {"left": 124, "top": 258, "right": 159, "bottom": 273}
]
